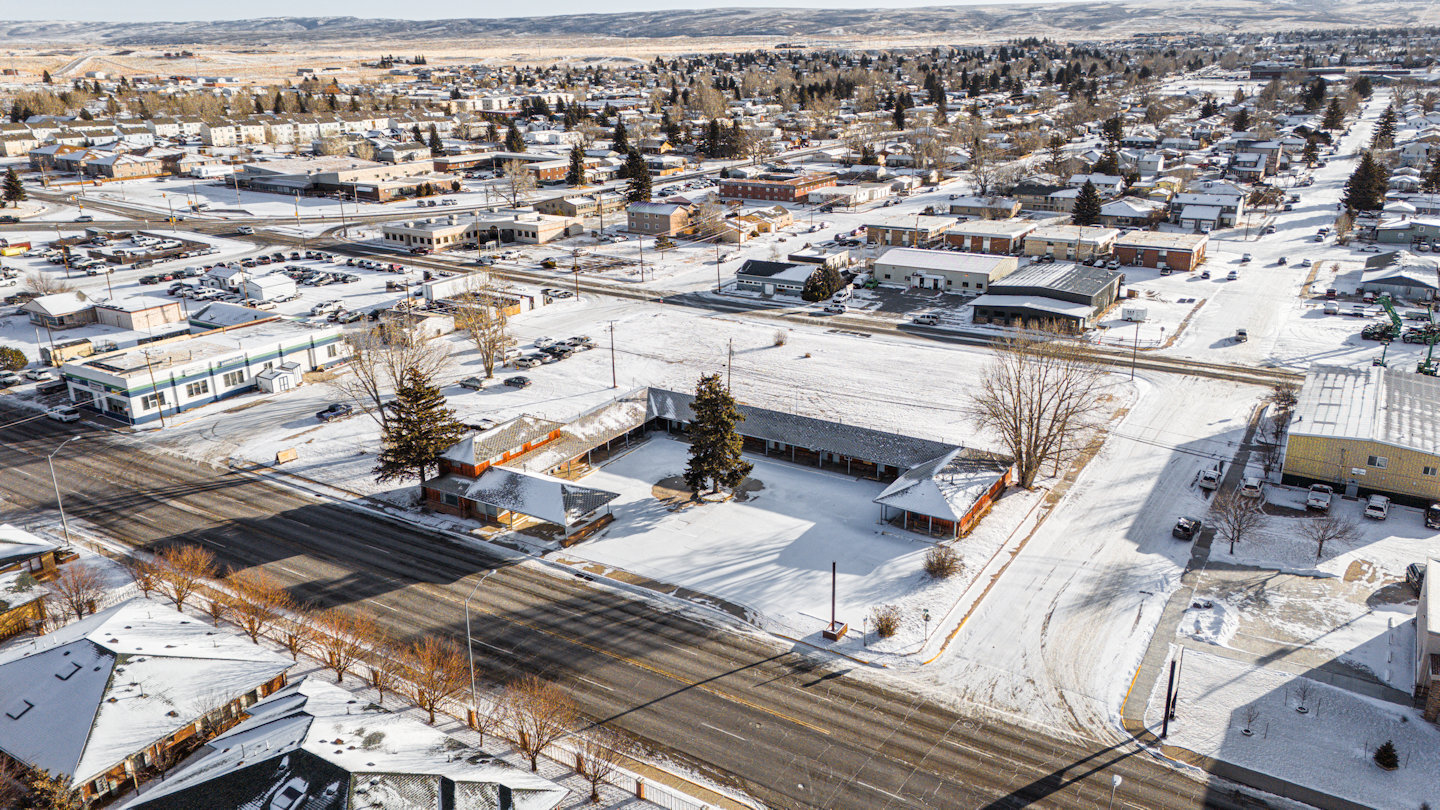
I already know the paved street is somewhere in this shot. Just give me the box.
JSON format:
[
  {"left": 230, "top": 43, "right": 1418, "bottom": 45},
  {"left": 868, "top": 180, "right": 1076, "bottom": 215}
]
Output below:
[{"left": 0, "top": 405, "right": 1264, "bottom": 809}]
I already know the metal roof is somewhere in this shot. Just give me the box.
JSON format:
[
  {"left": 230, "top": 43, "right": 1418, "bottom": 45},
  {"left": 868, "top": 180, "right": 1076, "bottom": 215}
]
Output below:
[
  {"left": 646, "top": 388, "right": 956, "bottom": 470},
  {"left": 1290, "top": 365, "right": 1440, "bottom": 454},
  {"left": 989, "top": 262, "right": 1123, "bottom": 297}
]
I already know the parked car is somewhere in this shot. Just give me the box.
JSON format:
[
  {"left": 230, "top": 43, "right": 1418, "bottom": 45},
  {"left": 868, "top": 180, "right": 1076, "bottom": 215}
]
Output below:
[
  {"left": 1234, "top": 328, "right": 1248, "bottom": 342},
  {"left": 1407, "top": 562, "right": 1426, "bottom": 595},
  {"left": 504, "top": 376, "right": 532, "bottom": 388},
  {"left": 46, "top": 406, "right": 80, "bottom": 423},
  {"left": 1226, "top": 270, "right": 1238, "bottom": 281},
  {"left": 1239, "top": 477, "right": 1264, "bottom": 498},
  {"left": 1363, "top": 494, "right": 1391, "bottom": 520},
  {"left": 1323, "top": 302, "right": 1339, "bottom": 315},
  {"left": 1276, "top": 256, "right": 1287, "bottom": 265},
  {"left": 74, "top": 215, "right": 94, "bottom": 222},
  {"left": 913, "top": 314, "right": 941, "bottom": 325},
  {"left": 1299, "top": 259, "right": 1312, "bottom": 268},
  {"left": 24, "top": 368, "right": 54, "bottom": 381},
  {"left": 1197, "top": 469, "right": 1221, "bottom": 491},
  {"left": 533, "top": 337, "right": 556, "bottom": 349},
  {"left": 315, "top": 403, "right": 353, "bottom": 422},
  {"left": 458, "top": 376, "right": 486, "bottom": 390},
  {"left": 1306, "top": 484, "right": 1333, "bottom": 512},
  {"left": 824, "top": 303, "right": 847, "bottom": 314},
  {"left": 514, "top": 355, "right": 543, "bottom": 369},
  {"left": 1172, "top": 516, "right": 1202, "bottom": 541},
  {"left": 0, "top": 371, "right": 20, "bottom": 387},
  {"left": 1427, "top": 502, "right": 1440, "bottom": 530},
  {"left": 1240, "top": 253, "right": 1252, "bottom": 263}
]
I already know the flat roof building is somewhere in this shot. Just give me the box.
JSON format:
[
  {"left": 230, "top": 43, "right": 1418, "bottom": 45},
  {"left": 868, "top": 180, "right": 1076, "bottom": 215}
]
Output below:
[{"left": 872, "top": 247, "right": 1018, "bottom": 294}]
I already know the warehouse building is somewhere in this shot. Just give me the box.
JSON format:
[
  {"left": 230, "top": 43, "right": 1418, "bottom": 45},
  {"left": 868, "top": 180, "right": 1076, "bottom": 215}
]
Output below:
[
  {"left": 872, "top": 247, "right": 1017, "bottom": 293},
  {"left": 1114, "top": 230, "right": 1210, "bottom": 271},
  {"left": 1282, "top": 365, "right": 1440, "bottom": 506},
  {"left": 970, "top": 262, "right": 1124, "bottom": 330}
]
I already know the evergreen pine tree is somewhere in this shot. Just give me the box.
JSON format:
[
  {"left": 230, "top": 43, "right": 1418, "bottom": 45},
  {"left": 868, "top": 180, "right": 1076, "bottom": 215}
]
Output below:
[
  {"left": 1070, "top": 180, "right": 1102, "bottom": 226},
  {"left": 1302, "top": 139, "right": 1319, "bottom": 167},
  {"left": 504, "top": 122, "right": 525, "bottom": 153},
  {"left": 624, "top": 150, "right": 651, "bottom": 204},
  {"left": 1423, "top": 152, "right": 1440, "bottom": 194},
  {"left": 892, "top": 100, "right": 906, "bottom": 131},
  {"left": 1372, "top": 740, "right": 1399, "bottom": 770},
  {"left": 1101, "top": 115, "right": 1124, "bottom": 145},
  {"left": 427, "top": 124, "right": 443, "bottom": 157},
  {"left": 1321, "top": 97, "right": 1345, "bottom": 131},
  {"left": 859, "top": 144, "right": 878, "bottom": 165},
  {"left": 41, "top": 70, "right": 51, "bottom": 84},
  {"left": 612, "top": 119, "right": 629, "bottom": 153},
  {"left": 565, "top": 144, "right": 587, "bottom": 187},
  {"left": 1371, "top": 105, "right": 1397, "bottom": 150},
  {"left": 1091, "top": 149, "right": 1120, "bottom": 177},
  {"left": 1342, "top": 151, "right": 1388, "bottom": 212},
  {"left": 3, "top": 168, "right": 26, "bottom": 208},
  {"left": 1353, "top": 75, "right": 1373, "bottom": 99},
  {"left": 1231, "top": 107, "right": 1251, "bottom": 133},
  {"left": 682, "top": 373, "right": 753, "bottom": 497},
  {"left": 374, "top": 368, "right": 468, "bottom": 485}
]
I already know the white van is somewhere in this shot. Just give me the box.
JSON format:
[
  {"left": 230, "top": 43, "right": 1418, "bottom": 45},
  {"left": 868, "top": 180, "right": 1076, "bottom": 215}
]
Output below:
[{"left": 1239, "top": 477, "right": 1264, "bottom": 498}]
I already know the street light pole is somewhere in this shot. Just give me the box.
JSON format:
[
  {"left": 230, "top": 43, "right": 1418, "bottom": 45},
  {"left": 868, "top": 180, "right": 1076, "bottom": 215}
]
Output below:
[
  {"left": 464, "top": 569, "right": 496, "bottom": 729},
  {"left": 46, "top": 435, "right": 82, "bottom": 549}
]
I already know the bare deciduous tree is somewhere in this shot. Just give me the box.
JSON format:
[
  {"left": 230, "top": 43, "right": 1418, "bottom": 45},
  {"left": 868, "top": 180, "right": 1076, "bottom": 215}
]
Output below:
[
  {"left": 153, "top": 545, "right": 217, "bottom": 611},
  {"left": 330, "top": 324, "right": 449, "bottom": 428},
  {"left": 503, "top": 675, "right": 577, "bottom": 771},
  {"left": 313, "top": 609, "right": 375, "bottom": 683},
  {"left": 200, "top": 586, "right": 231, "bottom": 626},
  {"left": 46, "top": 562, "right": 105, "bottom": 621},
  {"left": 1212, "top": 491, "right": 1266, "bottom": 555},
  {"left": 228, "top": 569, "right": 289, "bottom": 643},
  {"left": 277, "top": 611, "right": 316, "bottom": 661},
  {"left": 405, "top": 637, "right": 469, "bottom": 724},
  {"left": 24, "top": 272, "right": 76, "bottom": 296},
  {"left": 965, "top": 330, "right": 1109, "bottom": 488},
  {"left": 500, "top": 159, "right": 537, "bottom": 207},
  {"left": 451, "top": 276, "right": 511, "bottom": 379},
  {"left": 575, "top": 726, "right": 631, "bottom": 803},
  {"left": 122, "top": 556, "right": 160, "bottom": 597},
  {"left": 1301, "top": 514, "right": 1360, "bottom": 561}
]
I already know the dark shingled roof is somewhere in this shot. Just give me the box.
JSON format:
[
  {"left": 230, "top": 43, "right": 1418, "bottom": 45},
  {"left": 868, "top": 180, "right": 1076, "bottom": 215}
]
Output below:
[
  {"left": 646, "top": 388, "right": 956, "bottom": 470},
  {"left": 735, "top": 259, "right": 807, "bottom": 279}
]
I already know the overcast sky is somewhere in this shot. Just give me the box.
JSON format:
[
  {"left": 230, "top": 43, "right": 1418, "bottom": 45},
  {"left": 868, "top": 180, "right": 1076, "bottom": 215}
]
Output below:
[{"left": 4, "top": 0, "right": 1057, "bottom": 23}]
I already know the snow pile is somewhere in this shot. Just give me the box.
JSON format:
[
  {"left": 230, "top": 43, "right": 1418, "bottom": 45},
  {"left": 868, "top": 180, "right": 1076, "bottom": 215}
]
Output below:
[{"left": 1179, "top": 599, "right": 1239, "bottom": 648}]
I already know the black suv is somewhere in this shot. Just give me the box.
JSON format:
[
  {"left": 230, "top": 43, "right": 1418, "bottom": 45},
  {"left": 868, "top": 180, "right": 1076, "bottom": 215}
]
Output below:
[{"left": 316, "top": 403, "right": 353, "bottom": 422}]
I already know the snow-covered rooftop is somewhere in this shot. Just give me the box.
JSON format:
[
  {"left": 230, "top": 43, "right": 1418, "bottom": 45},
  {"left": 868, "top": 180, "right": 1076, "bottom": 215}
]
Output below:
[
  {"left": 0, "top": 523, "right": 57, "bottom": 568},
  {"left": 873, "top": 448, "right": 1011, "bottom": 521},
  {"left": 463, "top": 466, "right": 620, "bottom": 527},
  {"left": 124, "top": 677, "right": 567, "bottom": 810},
  {"left": 1290, "top": 365, "right": 1440, "bottom": 454},
  {"left": 0, "top": 599, "right": 291, "bottom": 786}
]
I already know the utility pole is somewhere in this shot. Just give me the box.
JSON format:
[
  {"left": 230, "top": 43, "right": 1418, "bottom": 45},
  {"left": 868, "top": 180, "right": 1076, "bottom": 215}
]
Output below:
[
  {"left": 142, "top": 349, "right": 167, "bottom": 428},
  {"left": 727, "top": 338, "right": 733, "bottom": 390},
  {"left": 1130, "top": 318, "right": 1142, "bottom": 380},
  {"left": 609, "top": 321, "right": 617, "bottom": 389}
]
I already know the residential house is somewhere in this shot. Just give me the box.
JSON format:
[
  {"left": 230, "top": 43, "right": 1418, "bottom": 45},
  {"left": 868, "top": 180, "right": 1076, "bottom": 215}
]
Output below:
[
  {"left": 948, "top": 196, "right": 1021, "bottom": 219},
  {"left": 1097, "top": 197, "right": 1168, "bottom": 229},
  {"left": 21, "top": 292, "right": 96, "bottom": 329},
  {"left": 0, "top": 599, "right": 291, "bottom": 806},
  {"left": 0, "top": 525, "right": 57, "bottom": 642},
  {"left": 123, "top": 678, "right": 568, "bottom": 810}
]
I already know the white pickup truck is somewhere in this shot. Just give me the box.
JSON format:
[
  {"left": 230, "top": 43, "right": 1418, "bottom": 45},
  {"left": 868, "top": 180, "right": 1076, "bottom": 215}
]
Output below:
[{"left": 1306, "top": 484, "right": 1334, "bottom": 512}]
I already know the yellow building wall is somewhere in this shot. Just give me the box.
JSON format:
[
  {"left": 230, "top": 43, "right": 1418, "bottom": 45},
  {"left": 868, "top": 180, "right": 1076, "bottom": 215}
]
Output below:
[{"left": 1284, "top": 435, "right": 1440, "bottom": 502}]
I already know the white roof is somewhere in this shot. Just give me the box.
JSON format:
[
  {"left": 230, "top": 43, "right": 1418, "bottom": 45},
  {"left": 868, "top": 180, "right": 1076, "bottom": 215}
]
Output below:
[
  {"left": 968, "top": 294, "right": 1095, "bottom": 318},
  {"left": 1180, "top": 205, "right": 1224, "bottom": 221},
  {"left": 1290, "top": 365, "right": 1440, "bottom": 454},
  {"left": 874, "top": 247, "right": 1010, "bottom": 276},
  {"left": 21, "top": 292, "right": 91, "bottom": 318},
  {"left": 126, "top": 677, "right": 567, "bottom": 810},
  {"left": 873, "top": 448, "right": 1009, "bottom": 521},
  {"left": 0, "top": 523, "right": 57, "bottom": 566},
  {"left": 0, "top": 599, "right": 291, "bottom": 785}
]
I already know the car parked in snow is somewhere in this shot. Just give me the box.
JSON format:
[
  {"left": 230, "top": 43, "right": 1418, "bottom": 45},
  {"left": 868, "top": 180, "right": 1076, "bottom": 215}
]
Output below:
[
  {"left": 1172, "top": 516, "right": 1201, "bottom": 541},
  {"left": 1306, "top": 484, "right": 1333, "bottom": 512},
  {"left": 315, "top": 403, "right": 353, "bottom": 422},
  {"left": 1363, "top": 494, "right": 1391, "bottom": 520},
  {"left": 1239, "top": 477, "right": 1264, "bottom": 498},
  {"left": 1197, "top": 469, "right": 1221, "bottom": 491}
]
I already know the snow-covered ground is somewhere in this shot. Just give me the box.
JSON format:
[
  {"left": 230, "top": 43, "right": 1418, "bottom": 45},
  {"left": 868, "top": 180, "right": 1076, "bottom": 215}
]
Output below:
[
  {"left": 1144, "top": 648, "right": 1440, "bottom": 810},
  {"left": 915, "top": 373, "right": 1264, "bottom": 733}
]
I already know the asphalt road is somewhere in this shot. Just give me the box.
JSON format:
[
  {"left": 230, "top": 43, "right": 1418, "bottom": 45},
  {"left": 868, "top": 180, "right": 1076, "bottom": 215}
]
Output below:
[{"left": 0, "top": 406, "right": 1267, "bottom": 810}]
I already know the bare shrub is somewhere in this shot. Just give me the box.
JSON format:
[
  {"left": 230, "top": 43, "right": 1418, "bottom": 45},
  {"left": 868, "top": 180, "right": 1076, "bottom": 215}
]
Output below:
[
  {"left": 773, "top": 330, "right": 788, "bottom": 347},
  {"left": 576, "top": 726, "right": 632, "bottom": 803},
  {"left": 405, "top": 637, "right": 469, "bottom": 724},
  {"left": 870, "top": 604, "right": 901, "bottom": 638},
  {"left": 923, "top": 545, "right": 962, "bottom": 579}
]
